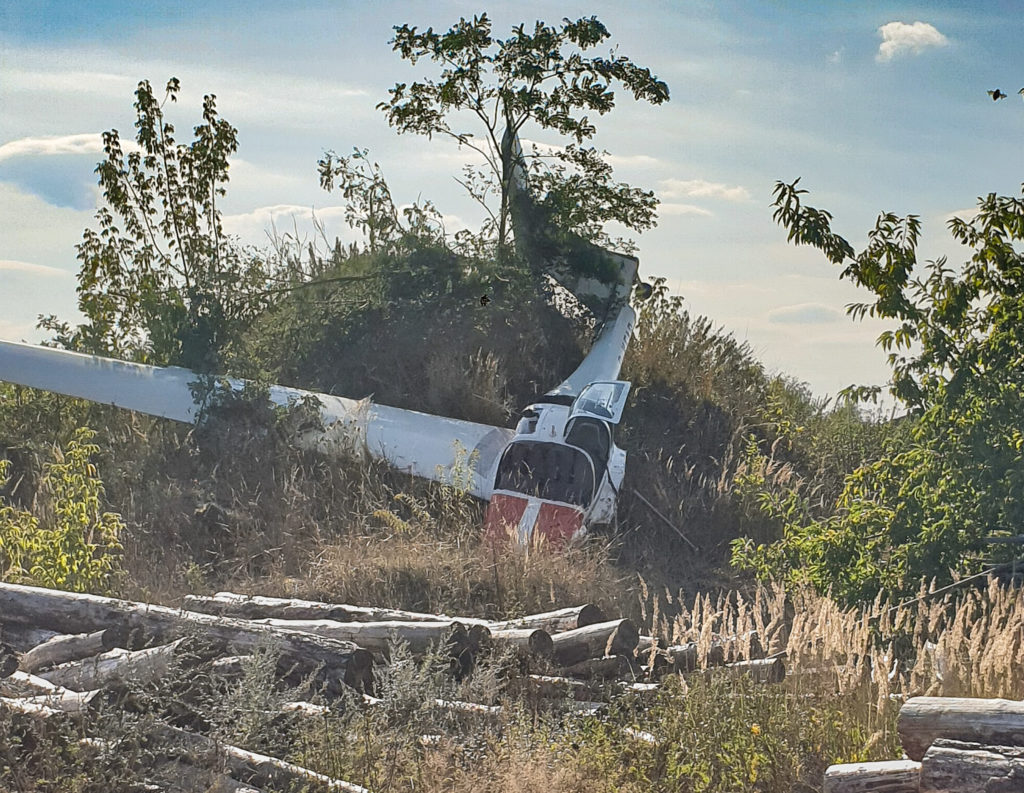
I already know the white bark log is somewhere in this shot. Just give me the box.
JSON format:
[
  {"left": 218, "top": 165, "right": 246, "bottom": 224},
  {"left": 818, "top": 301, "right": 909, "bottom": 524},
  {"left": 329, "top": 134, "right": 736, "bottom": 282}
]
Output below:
[
  {"left": 551, "top": 619, "right": 638, "bottom": 666},
  {"left": 823, "top": 759, "right": 921, "bottom": 793},
  {"left": 919, "top": 739, "right": 1024, "bottom": 793},
  {"left": 0, "top": 582, "right": 374, "bottom": 694},
  {"left": 18, "top": 626, "right": 128, "bottom": 673},
  {"left": 899, "top": 697, "right": 1024, "bottom": 761},
  {"left": 36, "top": 641, "right": 180, "bottom": 691}
]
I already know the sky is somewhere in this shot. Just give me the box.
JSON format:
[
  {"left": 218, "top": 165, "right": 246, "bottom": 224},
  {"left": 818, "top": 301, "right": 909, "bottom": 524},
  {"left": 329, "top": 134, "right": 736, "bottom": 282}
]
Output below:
[{"left": 1, "top": 0, "right": 1022, "bottom": 400}]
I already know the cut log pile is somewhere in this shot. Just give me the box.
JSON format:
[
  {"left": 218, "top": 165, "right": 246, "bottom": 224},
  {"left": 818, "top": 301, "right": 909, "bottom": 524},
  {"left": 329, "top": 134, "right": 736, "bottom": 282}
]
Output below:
[
  {"left": 0, "top": 581, "right": 787, "bottom": 790},
  {"left": 824, "top": 696, "right": 1024, "bottom": 792}
]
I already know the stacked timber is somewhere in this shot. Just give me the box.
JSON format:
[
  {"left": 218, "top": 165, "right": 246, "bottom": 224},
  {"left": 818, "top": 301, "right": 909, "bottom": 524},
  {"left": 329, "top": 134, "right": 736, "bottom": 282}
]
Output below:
[
  {"left": 0, "top": 581, "right": 790, "bottom": 791},
  {"left": 824, "top": 696, "right": 1024, "bottom": 792}
]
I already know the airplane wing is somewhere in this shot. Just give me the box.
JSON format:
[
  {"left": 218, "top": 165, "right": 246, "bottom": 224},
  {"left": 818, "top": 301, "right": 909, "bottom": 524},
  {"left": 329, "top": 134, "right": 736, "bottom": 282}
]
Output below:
[{"left": 0, "top": 340, "right": 512, "bottom": 500}]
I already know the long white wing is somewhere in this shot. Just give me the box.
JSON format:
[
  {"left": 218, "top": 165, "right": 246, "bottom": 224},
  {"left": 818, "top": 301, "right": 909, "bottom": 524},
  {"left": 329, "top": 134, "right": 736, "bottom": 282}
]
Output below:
[{"left": 0, "top": 340, "right": 512, "bottom": 500}]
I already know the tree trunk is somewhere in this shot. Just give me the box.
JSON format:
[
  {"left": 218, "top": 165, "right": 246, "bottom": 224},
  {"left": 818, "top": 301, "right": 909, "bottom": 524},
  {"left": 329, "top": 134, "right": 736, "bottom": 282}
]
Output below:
[
  {"left": 0, "top": 582, "right": 374, "bottom": 695},
  {"left": 899, "top": 697, "right": 1024, "bottom": 761},
  {"left": 491, "top": 605, "right": 607, "bottom": 633},
  {"left": 551, "top": 619, "right": 638, "bottom": 666},
  {"left": 490, "top": 628, "right": 553, "bottom": 658},
  {"left": 920, "top": 739, "right": 1024, "bottom": 792},
  {"left": 16, "top": 688, "right": 109, "bottom": 714},
  {"left": 152, "top": 722, "right": 370, "bottom": 793},
  {"left": 0, "top": 695, "right": 64, "bottom": 720},
  {"left": 36, "top": 640, "right": 184, "bottom": 691},
  {"left": 19, "top": 626, "right": 129, "bottom": 673},
  {"left": 186, "top": 592, "right": 490, "bottom": 626},
  {"left": 0, "top": 670, "right": 60, "bottom": 697},
  {"left": 823, "top": 759, "right": 921, "bottom": 793},
  {"left": 717, "top": 657, "right": 785, "bottom": 684},
  {"left": 249, "top": 618, "right": 471, "bottom": 657}
]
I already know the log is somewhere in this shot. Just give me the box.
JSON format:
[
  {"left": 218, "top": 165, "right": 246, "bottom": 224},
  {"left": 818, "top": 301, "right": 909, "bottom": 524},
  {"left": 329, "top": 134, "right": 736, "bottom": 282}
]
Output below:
[
  {"left": 899, "top": 697, "right": 1024, "bottom": 761},
  {"left": 551, "top": 619, "right": 638, "bottom": 666},
  {"left": 0, "top": 670, "right": 60, "bottom": 697},
  {"left": 16, "top": 688, "right": 110, "bottom": 714},
  {"left": 150, "top": 759, "right": 264, "bottom": 793},
  {"left": 526, "top": 674, "right": 588, "bottom": 699},
  {"left": 823, "top": 759, "right": 921, "bottom": 793},
  {"left": 250, "top": 618, "right": 471, "bottom": 657},
  {"left": 211, "top": 655, "right": 251, "bottom": 680},
  {"left": 152, "top": 722, "right": 370, "bottom": 793},
  {"left": 187, "top": 592, "right": 490, "bottom": 626},
  {"left": 489, "top": 628, "right": 553, "bottom": 658},
  {"left": 0, "top": 623, "right": 61, "bottom": 653},
  {"left": 434, "top": 698, "right": 502, "bottom": 717},
  {"left": 36, "top": 640, "right": 184, "bottom": 691},
  {"left": 0, "top": 581, "right": 374, "bottom": 694},
  {"left": 920, "top": 739, "right": 1024, "bottom": 792},
  {"left": 719, "top": 658, "right": 785, "bottom": 684},
  {"left": 665, "top": 632, "right": 763, "bottom": 672},
  {"left": 0, "top": 642, "right": 17, "bottom": 678},
  {"left": 18, "top": 626, "right": 128, "bottom": 673},
  {"left": 0, "top": 695, "right": 64, "bottom": 720},
  {"left": 490, "top": 605, "right": 607, "bottom": 633}
]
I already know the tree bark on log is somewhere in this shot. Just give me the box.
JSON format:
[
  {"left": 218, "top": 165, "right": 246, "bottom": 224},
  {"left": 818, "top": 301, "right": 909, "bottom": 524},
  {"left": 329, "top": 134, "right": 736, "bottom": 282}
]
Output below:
[
  {"left": 717, "top": 658, "right": 785, "bottom": 684},
  {"left": 18, "top": 626, "right": 129, "bottom": 673},
  {"left": 899, "top": 697, "right": 1024, "bottom": 761},
  {"left": 0, "top": 624, "right": 61, "bottom": 653},
  {"left": 550, "top": 619, "right": 638, "bottom": 667},
  {"left": 249, "top": 618, "right": 471, "bottom": 657},
  {"left": 920, "top": 739, "right": 1024, "bottom": 793},
  {"left": 151, "top": 722, "right": 371, "bottom": 793},
  {"left": 0, "top": 670, "right": 60, "bottom": 697},
  {"left": 823, "top": 759, "right": 921, "bottom": 793},
  {"left": 16, "top": 688, "right": 109, "bottom": 714},
  {"left": 0, "top": 582, "right": 374, "bottom": 695},
  {"left": 490, "top": 605, "right": 607, "bottom": 633},
  {"left": 489, "top": 628, "right": 553, "bottom": 658},
  {"left": 187, "top": 592, "right": 490, "bottom": 626},
  {"left": 36, "top": 640, "right": 183, "bottom": 691},
  {"left": 0, "top": 695, "right": 64, "bottom": 720}
]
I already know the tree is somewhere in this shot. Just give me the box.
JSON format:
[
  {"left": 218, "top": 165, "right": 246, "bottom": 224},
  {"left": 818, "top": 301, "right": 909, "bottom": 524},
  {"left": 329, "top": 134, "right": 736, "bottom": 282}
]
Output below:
[
  {"left": 733, "top": 177, "right": 1024, "bottom": 601},
  {"left": 376, "top": 14, "right": 669, "bottom": 255},
  {"left": 42, "top": 78, "right": 271, "bottom": 371}
]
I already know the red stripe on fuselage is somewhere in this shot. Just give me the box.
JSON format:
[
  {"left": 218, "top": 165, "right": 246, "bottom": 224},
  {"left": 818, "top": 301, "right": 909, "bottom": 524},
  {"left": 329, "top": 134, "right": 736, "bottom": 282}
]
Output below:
[{"left": 485, "top": 493, "right": 584, "bottom": 547}]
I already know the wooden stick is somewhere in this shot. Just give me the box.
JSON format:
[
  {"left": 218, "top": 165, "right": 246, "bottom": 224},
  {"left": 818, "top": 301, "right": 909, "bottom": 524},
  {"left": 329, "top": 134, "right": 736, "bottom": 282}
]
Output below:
[
  {"left": 633, "top": 490, "right": 699, "bottom": 552},
  {"left": 823, "top": 759, "right": 921, "bottom": 793},
  {"left": 898, "top": 696, "right": 1024, "bottom": 761},
  {"left": 19, "top": 626, "right": 129, "bottom": 673}
]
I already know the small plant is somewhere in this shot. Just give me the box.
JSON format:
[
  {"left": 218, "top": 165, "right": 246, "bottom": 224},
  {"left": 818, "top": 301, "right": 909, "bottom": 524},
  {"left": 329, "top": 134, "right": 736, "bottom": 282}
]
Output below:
[{"left": 0, "top": 427, "right": 124, "bottom": 593}]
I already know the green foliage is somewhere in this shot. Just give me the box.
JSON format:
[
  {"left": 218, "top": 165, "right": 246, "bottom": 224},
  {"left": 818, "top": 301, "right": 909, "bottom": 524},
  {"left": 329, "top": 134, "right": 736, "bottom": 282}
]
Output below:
[
  {"left": 0, "top": 428, "right": 123, "bottom": 593},
  {"left": 379, "top": 13, "right": 668, "bottom": 252},
  {"left": 41, "top": 78, "right": 271, "bottom": 370},
  {"left": 735, "top": 179, "right": 1024, "bottom": 601}
]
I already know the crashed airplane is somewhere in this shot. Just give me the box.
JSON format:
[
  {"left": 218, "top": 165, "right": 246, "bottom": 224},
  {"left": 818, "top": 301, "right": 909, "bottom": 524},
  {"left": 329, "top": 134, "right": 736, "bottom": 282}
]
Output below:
[{"left": 0, "top": 133, "right": 646, "bottom": 546}]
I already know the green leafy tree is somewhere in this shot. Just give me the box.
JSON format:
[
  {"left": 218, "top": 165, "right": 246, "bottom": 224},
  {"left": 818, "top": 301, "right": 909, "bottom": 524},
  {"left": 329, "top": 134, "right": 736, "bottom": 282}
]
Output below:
[
  {"left": 733, "top": 177, "right": 1024, "bottom": 601},
  {"left": 42, "top": 78, "right": 271, "bottom": 370},
  {"left": 377, "top": 13, "right": 669, "bottom": 254},
  {"left": 0, "top": 428, "right": 123, "bottom": 594}
]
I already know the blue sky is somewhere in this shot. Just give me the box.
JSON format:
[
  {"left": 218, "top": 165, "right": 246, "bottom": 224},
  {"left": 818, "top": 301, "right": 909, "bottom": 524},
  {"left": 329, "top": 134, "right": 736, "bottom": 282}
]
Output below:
[{"left": 1, "top": 1, "right": 1022, "bottom": 398}]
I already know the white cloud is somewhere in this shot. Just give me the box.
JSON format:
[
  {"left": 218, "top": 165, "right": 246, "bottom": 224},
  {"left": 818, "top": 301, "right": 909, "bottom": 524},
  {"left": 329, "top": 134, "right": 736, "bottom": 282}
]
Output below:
[
  {"left": 221, "top": 204, "right": 351, "bottom": 247},
  {"left": 876, "top": 21, "right": 949, "bottom": 63},
  {"left": 659, "top": 178, "right": 751, "bottom": 202},
  {"left": 0, "top": 259, "right": 70, "bottom": 277},
  {"left": 3, "top": 69, "right": 136, "bottom": 97},
  {"left": 606, "top": 152, "right": 662, "bottom": 168},
  {"left": 767, "top": 302, "right": 844, "bottom": 324},
  {"left": 827, "top": 48, "right": 844, "bottom": 64},
  {"left": 658, "top": 202, "right": 713, "bottom": 217},
  {"left": 0, "top": 133, "right": 103, "bottom": 161}
]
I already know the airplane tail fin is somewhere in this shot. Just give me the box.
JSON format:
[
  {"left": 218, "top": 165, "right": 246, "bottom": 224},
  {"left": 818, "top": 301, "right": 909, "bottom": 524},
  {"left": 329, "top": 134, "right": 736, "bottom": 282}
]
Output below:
[{"left": 501, "top": 127, "right": 638, "bottom": 323}]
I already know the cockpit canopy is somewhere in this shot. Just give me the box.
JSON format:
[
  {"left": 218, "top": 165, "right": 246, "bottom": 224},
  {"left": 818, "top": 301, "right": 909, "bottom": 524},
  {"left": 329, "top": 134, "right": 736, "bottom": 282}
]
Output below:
[{"left": 494, "top": 441, "right": 596, "bottom": 507}]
